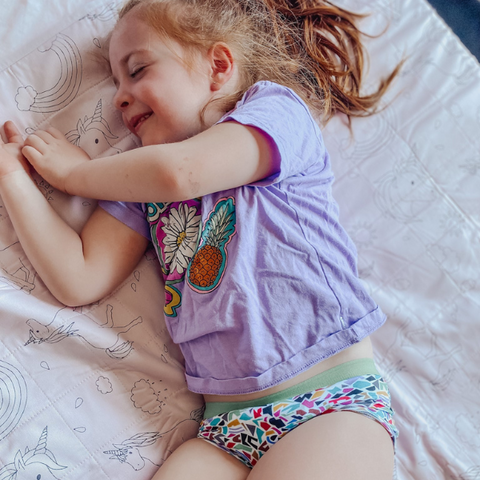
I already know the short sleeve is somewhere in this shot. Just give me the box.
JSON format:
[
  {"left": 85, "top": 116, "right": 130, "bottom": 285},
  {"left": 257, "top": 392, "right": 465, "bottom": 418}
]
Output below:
[
  {"left": 98, "top": 200, "right": 151, "bottom": 240},
  {"left": 218, "top": 81, "right": 326, "bottom": 186}
]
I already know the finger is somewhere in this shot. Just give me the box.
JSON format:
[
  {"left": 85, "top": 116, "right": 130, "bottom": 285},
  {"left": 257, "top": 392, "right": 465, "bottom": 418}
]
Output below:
[
  {"left": 29, "top": 129, "right": 55, "bottom": 143},
  {"left": 23, "top": 134, "right": 48, "bottom": 155},
  {"left": 4, "top": 121, "right": 24, "bottom": 144},
  {"left": 46, "top": 126, "right": 65, "bottom": 140},
  {"left": 22, "top": 145, "right": 43, "bottom": 166}
]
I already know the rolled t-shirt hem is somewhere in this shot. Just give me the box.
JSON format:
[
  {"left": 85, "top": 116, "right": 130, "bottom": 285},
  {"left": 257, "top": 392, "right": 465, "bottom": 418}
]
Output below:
[
  {"left": 98, "top": 200, "right": 151, "bottom": 240},
  {"left": 185, "top": 308, "right": 386, "bottom": 396}
]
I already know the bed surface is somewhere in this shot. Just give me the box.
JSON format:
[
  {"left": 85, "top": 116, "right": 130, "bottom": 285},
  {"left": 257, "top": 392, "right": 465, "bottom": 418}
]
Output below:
[{"left": 1, "top": 0, "right": 479, "bottom": 478}]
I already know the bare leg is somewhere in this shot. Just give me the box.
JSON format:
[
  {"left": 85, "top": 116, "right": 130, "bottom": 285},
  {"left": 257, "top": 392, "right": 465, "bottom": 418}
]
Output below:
[
  {"left": 152, "top": 438, "right": 250, "bottom": 480},
  {"left": 248, "top": 412, "right": 395, "bottom": 480}
]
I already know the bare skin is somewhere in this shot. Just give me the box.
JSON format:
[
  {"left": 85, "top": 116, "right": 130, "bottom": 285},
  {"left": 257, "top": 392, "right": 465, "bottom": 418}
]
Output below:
[
  {"left": 0, "top": 9, "right": 395, "bottom": 478},
  {"left": 204, "top": 337, "right": 374, "bottom": 404},
  {"left": 154, "top": 338, "right": 395, "bottom": 480},
  {"left": 155, "top": 413, "right": 394, "bottom": 480}
]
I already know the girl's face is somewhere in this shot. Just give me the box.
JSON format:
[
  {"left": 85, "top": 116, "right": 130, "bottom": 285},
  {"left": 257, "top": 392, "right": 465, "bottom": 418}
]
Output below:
[{"left": 110, "top": 12, "right": 215, "bottom": 146}]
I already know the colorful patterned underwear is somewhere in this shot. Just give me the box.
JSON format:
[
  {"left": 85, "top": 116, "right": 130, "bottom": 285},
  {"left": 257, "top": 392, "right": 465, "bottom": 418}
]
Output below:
[{"left": 198, "top": 364, "right": 398, "bottom": 468}]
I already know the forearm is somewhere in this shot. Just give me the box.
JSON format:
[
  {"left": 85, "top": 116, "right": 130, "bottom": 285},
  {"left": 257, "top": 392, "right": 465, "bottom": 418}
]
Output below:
[
  {"left": 65, "top": 144, "right": 187, "bottom": 203},
  {"left": 24, "top": 122, "right": 273, "bottom": 204},
  {"left": 0, "top": 171, "right": 92, "bottom": 304}
]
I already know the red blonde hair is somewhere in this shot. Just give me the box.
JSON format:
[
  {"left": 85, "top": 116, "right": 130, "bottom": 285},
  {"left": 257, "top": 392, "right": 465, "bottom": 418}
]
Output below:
[{"left": 117, "top": 0, "right": 400, "bottom": 122}]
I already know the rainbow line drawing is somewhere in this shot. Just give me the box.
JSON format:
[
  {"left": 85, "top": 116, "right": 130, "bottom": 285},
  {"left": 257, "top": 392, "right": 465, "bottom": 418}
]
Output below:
[
  {"left": 15, "top": 34, "right": 82, "bottom": 113},
  {"left": 0, "top": 360, "right": 28, "bottom": 442}
]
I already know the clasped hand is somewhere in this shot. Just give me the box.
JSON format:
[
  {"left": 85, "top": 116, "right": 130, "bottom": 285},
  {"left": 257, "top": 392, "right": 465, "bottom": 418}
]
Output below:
[
  {"left": 0, "top": 121, "right": 90, "bottom": 194},
  {"left": 23, "top": 126, "right": 90, "bottom": 194},
  {"left": 0, "top": 121, "right": 32, "bottom": 178}
]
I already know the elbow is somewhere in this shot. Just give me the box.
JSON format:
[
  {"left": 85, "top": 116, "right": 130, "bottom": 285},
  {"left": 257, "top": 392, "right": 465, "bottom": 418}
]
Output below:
[
  {"left": 151, "top": 145, "right": 201, "bottom": 201},
  {"left": 51, "top": 289, "right": 101, "bottom": 309},
  {"left": 169, "top": 168, "right": 202, "bottom": 201},
  {"left": 58, "top": 293, "right": 97, "bottom": 308},
  {"left": 48, "top": 280, "right": 105, "bottom": 308},
  {"left": 48, "top": 268, "right": 130, "bottom": 308}
]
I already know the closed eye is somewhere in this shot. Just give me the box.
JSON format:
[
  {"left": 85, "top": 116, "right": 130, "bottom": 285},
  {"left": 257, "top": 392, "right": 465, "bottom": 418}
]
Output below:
[{"left": 130, "top": 66, "right": 145, "bottom": 78}]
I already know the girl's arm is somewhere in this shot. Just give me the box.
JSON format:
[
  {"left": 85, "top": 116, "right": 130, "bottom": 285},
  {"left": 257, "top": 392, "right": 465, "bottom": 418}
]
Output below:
[
  {"left": 0, "top": 122, "right": 149, "bottom": 307},
  {"left": 22, "top": 121, "right": 274, "bottom": 203}
]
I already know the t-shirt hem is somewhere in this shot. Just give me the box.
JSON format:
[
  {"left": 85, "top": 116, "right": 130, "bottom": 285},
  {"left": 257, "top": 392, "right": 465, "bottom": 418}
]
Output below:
[
  {"left": 98, "top": 200, "right": 151, "bottom": 240},
  {"left": 186, "top": 308, "right": 386, "bottom": 395}
]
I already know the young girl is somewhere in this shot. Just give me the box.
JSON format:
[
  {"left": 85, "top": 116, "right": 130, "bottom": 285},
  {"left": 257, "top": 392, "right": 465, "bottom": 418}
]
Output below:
[{"left": 0, "top": 0, "right": 400, "bottom": 478}]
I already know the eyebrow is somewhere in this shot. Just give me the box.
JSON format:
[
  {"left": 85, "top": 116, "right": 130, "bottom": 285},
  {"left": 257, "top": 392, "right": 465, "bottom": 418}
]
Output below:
[
  {"left": 119, "top": 48, "right": 151, "bottom": 65},
  {"left": 111, "top": 49, "right": 151, "bottom": 86}
]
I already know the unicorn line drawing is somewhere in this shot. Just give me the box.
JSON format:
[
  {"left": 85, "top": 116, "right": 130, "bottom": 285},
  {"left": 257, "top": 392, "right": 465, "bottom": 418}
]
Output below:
[
  {"left": 22, "top": 99, "right": 122, "bottom": 204},
  {"left": 0, "top": 258, "right": 36, "bottom": 294},
  {"left": 25, "top": 304, "right": 143, "bottom": 359},
  {"left": 66, "top": 99, "right": 121, "bottom": 158},
  {"left": 0, "top": 427, "right": 67, "bottom": 480},
  {"left": 82, "top": 2, "right": 117, "bottom": 22},
  {"left": 104, "top": 407, "right": 204, "bottom": 472},
  {"left": 104, "top": 431, "right": 164, "bottom": 474}
]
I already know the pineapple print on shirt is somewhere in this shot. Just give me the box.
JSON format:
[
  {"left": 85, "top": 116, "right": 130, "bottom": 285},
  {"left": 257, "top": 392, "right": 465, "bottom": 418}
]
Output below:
[
  {"left": 146, "top": 196, "right": 236, "bottom": 317},
  {"left": 187, "top": 197, "right": 236, "bottom": 293}
]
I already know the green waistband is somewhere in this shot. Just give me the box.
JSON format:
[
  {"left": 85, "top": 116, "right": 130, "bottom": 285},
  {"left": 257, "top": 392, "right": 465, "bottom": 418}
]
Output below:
[{"left": 203, "top": 358, "right": 379, "bottom": 419}]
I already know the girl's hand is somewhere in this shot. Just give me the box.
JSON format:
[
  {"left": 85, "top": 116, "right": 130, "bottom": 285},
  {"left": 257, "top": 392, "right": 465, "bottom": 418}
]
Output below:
[
  {"left": 22, "top": 127, "right": 91, "bottom": 194},
  {"left": 0, "top": 121, "right": 32, "bottom": 178}
]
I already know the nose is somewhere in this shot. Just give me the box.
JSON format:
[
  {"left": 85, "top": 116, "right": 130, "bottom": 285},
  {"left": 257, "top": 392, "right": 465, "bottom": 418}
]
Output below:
[{"left": 113, "top": 85, "right": 133, "bottom": 111}]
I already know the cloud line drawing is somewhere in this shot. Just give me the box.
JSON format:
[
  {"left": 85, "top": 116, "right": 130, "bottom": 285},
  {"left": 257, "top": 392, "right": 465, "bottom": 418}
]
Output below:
[{"left": 131, "top": 379, "right": 165, "bottom": 415}]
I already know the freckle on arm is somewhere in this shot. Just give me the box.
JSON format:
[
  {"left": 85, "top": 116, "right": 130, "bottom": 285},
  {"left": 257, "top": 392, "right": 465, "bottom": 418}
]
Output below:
[{"left": 188, "top": 171, "right": 200, "bottom": 197}]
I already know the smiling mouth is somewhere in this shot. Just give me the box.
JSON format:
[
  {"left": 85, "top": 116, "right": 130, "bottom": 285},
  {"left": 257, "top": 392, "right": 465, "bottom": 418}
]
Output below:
[{"left": 131, "top": 113, "right": 152, "bottom": 133}]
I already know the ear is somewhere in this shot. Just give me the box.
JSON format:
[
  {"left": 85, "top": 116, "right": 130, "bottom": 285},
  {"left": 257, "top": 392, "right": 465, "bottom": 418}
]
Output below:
[{"left": 208, "top": 43, "right": 235, "bottom": 92}]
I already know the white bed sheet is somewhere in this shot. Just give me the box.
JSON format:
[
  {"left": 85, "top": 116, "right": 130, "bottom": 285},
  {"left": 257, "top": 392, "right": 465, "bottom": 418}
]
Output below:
[{"left": 1, "top": 0, "right": 479, "bottom": 479}]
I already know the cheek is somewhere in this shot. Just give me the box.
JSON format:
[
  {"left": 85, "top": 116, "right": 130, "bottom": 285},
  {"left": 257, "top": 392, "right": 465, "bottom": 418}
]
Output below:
[
  {"left": 122, "top": 113, "right": 135, "bottom": 134},
  {"left": 141, "top": 88, "right": 165, "bottom": 113}
]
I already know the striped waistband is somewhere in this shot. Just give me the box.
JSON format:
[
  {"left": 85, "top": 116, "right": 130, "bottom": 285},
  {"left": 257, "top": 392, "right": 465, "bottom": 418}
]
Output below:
[{"left": 204, "top": 357, "right": 379, "bottom": 419}]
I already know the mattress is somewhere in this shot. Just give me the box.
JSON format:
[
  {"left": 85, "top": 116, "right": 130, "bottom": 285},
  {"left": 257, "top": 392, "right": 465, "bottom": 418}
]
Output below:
[{"left": 1, "top": 0, "right": 479, "bottom": 478}]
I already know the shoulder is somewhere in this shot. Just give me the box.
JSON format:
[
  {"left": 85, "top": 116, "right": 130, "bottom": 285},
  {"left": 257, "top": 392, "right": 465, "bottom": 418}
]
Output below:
[
  {"left": 219, "top": 81, "right": 327, "bottom": 184},
  {"left": 222, "top": 81, "right": 324, "bottom": 151},
  {"left": 239, "top": 81, "right": 307, "bottom": 105},
  {"left": 226, "top": 81, "right": 316, "bottom": 125}
]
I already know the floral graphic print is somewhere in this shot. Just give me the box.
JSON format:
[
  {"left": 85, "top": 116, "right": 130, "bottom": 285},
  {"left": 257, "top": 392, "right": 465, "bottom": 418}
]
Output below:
[
  {"left": 146, "top": 196, "right": 236, "bottom": 316},
  {"left": 161, "top": 203, "right": 201, "bottom": 275},
  {"left": 147, "top": 199, "right": 201, "bottom": 317}
]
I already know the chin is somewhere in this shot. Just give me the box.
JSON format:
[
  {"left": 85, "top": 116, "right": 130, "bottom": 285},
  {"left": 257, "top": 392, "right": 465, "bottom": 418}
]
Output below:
[
  {"left": 140, "top": 135, "right": 158, "bottom": 147},
  {"left": 140, "top": 130, "right": 173, "bottom": 146},
  {"left": 140, "top": 129, "right": 192, "bottom": 146}
]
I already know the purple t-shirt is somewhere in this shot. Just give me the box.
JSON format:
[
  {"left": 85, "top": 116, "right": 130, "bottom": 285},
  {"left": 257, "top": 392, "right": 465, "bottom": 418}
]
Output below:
[{"left": 99, "top": 81, "right": 386, "bottom": 395}]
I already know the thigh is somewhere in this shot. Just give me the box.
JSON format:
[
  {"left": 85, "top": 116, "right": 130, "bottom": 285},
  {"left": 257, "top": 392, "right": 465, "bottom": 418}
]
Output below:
[
  {"left": 152, "top": 438, "right": 250, "bottom": 480},
  {"left": 248, "top": 412, "right": 395, "bottom": 480}
]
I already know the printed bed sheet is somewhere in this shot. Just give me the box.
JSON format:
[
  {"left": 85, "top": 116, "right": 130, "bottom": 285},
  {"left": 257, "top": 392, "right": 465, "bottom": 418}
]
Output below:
[{"left": 0, "top": 0, "right": 479, "bottom": 479}]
